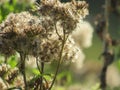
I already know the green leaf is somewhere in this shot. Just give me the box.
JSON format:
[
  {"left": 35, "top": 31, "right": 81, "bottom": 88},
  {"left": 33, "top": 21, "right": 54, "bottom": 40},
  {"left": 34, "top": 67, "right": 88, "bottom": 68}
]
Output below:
[
  {"left": 57, "top": 71, "right": 72, "bottom": 85},
  {"left": 43, "top": 74, "right": 53, "bottom": 81},
  {"left": 7, "top": 55, "right": 17, "bottom": 68},
  {"left": 32, "top": 68, "right": 40, "bottom": 75}
]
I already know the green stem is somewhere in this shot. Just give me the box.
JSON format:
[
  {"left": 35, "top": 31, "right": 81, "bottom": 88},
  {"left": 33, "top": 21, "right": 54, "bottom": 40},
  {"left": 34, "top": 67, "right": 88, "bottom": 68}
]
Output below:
[
  {"left": 104, "top": 0, "right": 110, "bottom": 33},
  {"left": 20, "top": 53, "right": 27, "bottom": 90},
  {"left": 48, "top": 42, "right": 65, "bottom": 90},
  {"left": 54, "top": 21, "right": 62, "bottom": 40},
  {"left": 49, "top": 29, "right": 67, "bottom": 90},
  {"left": 40, "top": 62, "right": 44, "bottom": 90},
  {"left": 36, "top": 57, "right": 41, "bottom": 74}
]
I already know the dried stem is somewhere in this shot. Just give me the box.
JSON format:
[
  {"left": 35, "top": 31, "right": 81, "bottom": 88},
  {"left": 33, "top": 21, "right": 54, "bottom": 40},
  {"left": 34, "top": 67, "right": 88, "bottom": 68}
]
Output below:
[
  {"left": 100, "top": 0, "right": 111, "bottom": 89},
  {"left": 35, "top": 58, "right": 45, "bottom": 90},
  {"left": 54, "top": 21, "right": 63, "bottom": 40},
  {"left": 104, "top": 0, "right": 109, "bottom": 34},
  {"left": 100, "top": 61, "right": 108, "bottom": 90},
  {"left": 36, "top": 57, "right": 41, "bottom": 74},
  {"left": 40, "top": 62, "right": 44, "bottom": 90},
  {"left": 20, "top": 53, "right": 27, "bottom": 90},
  {"left": 49, "top": 27, "right": 68, "bottom": 90}
]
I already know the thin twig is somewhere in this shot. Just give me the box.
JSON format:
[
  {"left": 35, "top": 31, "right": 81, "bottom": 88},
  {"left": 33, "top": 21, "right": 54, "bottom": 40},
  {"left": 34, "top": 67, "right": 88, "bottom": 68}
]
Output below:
[
  {"left": 54, "top": 21, "right": 63, "bottom": 40},
  {"left": 100, "top": 0, "right": 111, "bottom": 89},
  {"left": 43, "top": 77, "right": 49, "bottom": 89},
  {"left": 20, "top": 53, "right": 27, "bottom": 90},
  {"left": 49, "top": 28, "right": 68, "bottom": 90},
  {"left": 104, "top": 0, "right": 109, "bottom": 34},
  {"left": 100, "top": 61, "right": 108, "bottom": 90},
  {"left": 36, "top": 57, "right": 41, "bottom": 74},
  {"left": 36, "top": 57, "right": 45, "bottom": 90},
  {"left": 40, "top": 62, "right": 44, "bottom": 90}
]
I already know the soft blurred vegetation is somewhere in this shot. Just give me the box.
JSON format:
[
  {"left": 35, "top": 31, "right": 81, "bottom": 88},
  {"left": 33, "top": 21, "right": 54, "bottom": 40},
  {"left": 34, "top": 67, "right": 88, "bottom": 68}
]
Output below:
[
  {"left": 0, "top": 0, "right": 120, "bottom": 90},
  {"left": 0, "top": 0, "right": 33, "bottom": 22}
]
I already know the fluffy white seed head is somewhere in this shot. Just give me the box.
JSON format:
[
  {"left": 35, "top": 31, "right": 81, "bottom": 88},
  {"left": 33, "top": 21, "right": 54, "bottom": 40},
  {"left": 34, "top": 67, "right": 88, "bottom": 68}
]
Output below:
[{"left": 71, "top": 21, "right": 93, "bottom": 48}]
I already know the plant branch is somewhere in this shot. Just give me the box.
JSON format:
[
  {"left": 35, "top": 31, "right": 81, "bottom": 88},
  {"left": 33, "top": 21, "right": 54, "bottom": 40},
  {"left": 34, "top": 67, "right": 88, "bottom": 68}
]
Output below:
[
  {"left": 100, "top": 0, "right": 112, "bottom": 90},
  {"left": 100, "top": 60, "right": 108, "bottom": 90},
  {"left": 40, "top": 62, "right": 44, "bottom": 90},
  {"left": 36, "top": 57, "right": 41, "bottom": 74},
  {"left": 20, "top": 53, "right": 27, "bottom": 90},
  {"left": 54, "top": 21, "right": 63, "bottom": 40},
  {"left": 49, "top": 28, "right": 68, "bottom": 90},
  {"left": 104, "top": 0, "right": 109, "bottom": 34},
  {"left": 43, "top": 77, "right": 49, "bottom": 89}
]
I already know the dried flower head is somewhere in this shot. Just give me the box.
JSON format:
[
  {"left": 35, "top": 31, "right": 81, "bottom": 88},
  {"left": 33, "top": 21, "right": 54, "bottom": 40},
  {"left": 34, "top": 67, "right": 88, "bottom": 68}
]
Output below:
[
  {"left": 37, "top": 34, "right": 83, "bottom": 62},
  {"left": 72, "top": 21, "right": 93, "bottom": 48},
  {"left": 13, "top": 75, "right": 24, "bottom": 88},
  {"left": 0, "top": 12, "right": 44, "bottom": 55},
  {"left": 0, "top": 78, "right": 7, "bottom": 90},
  {"left": 0, "top": 0, "right": 89, "bottom": 63},
  {"left": 0, "top": 63, "right": 10, "bottom": 77},
  {"left": 38, "top": 0, "right": 88, "bottom": 33},
  {"left": 5, "top": 67, "right": 19, "bottom": 84},
  {"left": 0, "top": 12, "right": 43, "bottom": 37}
]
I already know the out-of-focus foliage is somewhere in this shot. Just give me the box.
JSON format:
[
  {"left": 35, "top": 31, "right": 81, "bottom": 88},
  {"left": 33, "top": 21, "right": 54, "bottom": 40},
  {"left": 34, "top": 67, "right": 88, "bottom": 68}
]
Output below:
[
  {"left": 115, "top": 47, "right": 120, "bottom": 71},
  {"left": 57, "top": 71, "right": 72, "bottom": 86},
  {"left": 0, "top": 0, "right": 33, "bottom": 22},
  {"left": 91, "top": 83, "right": 101, "bottom": 90},
  {"left": 7, "top": 55, "right": 18, "bottom": 68}
]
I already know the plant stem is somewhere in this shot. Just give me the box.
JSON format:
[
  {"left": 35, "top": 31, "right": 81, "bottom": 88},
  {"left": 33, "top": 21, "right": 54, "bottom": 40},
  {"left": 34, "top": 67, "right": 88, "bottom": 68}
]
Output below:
[
  {"left": 49, "top": 28, "right": 67, "bottom": 90},
  {"left": 100, "top": 62, "right": 108, "bottom": 90},
  {"left": 36, "top": 57, "right": 41, "bottom": 74},
  {"left": 49, "top": 41, "right": 65, "bottom": 90},
  {"left": 104, "top": 0, "right": 109, "bottom": 34},
  {"left": 4, "top": 56, "right": 7, "bottom": 63},
  {"left": 20, "top": 53, "right": 27, "bottom": 90},
  {"left": 100, "top": 0, "right": 110, "bottom": 89},
  {"left": 54, "top": 21, "right": 62, "bottom": 40},
  {"left": 40, "top": 62, "right": 44, "bottom": 90}
]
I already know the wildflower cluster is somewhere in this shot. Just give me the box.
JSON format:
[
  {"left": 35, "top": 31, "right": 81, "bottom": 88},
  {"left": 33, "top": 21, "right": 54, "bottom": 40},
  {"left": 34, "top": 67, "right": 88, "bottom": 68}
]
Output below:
[
  {"left": 0, "top": 12, "right": 44, "bottom": 57},
  {"left": 0, "top": 0, "right": 88, "bottom": 63},
  {"left": 0, "top": 63, "right": 20, "bottom": 89},
  {"left": 38, "top": 0, "right": 88, "bottom": 33},
  {"left": 0, "top": 0, "right": 89, "bottom": 89}
]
